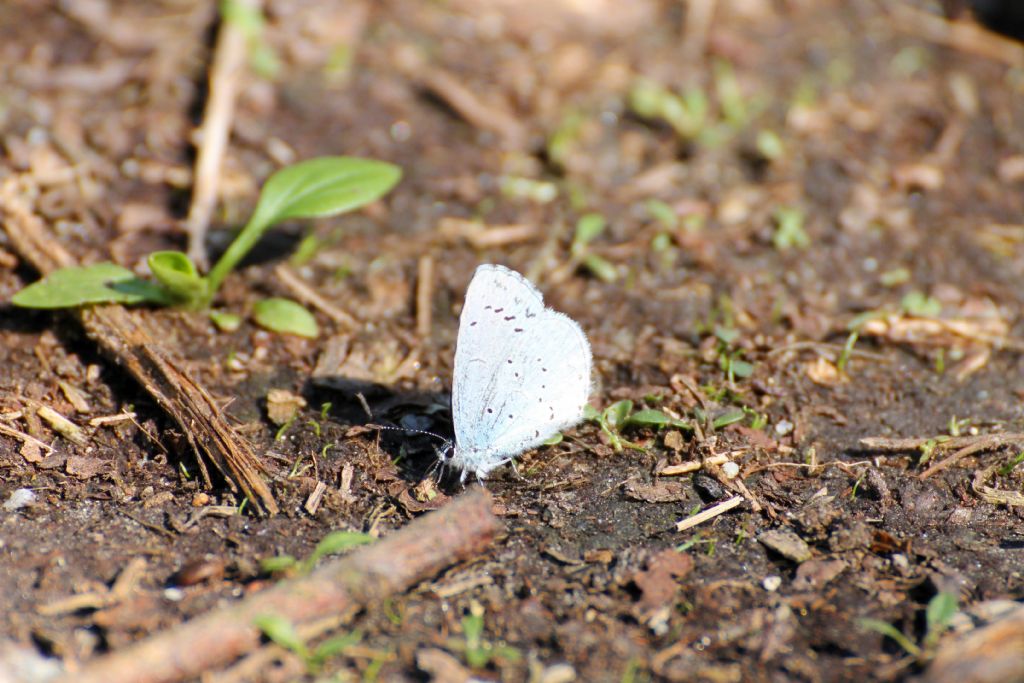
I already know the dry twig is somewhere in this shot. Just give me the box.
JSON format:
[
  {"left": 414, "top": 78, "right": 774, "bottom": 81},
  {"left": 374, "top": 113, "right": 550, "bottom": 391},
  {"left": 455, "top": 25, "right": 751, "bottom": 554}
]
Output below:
[
  {"left": 0, "top": 178, "right": 278, "bottom": 514},
  {"left": 890, "top": 3, "right": 1024, "bottom": 68},
  {"left": 185, "top": 0, "right": 259, "bottom": 267},
  {"left": 858, "top": 433, "right": 1024, "bottom": 480},
  {"left": 675, "top": 495, "right": 743, "bottom": 532},
  {"left": 61, "top": 489, "right": 500, "bottom": 683},
  {"left": 273, "top": 263, "right": 357, "bottom": 328}
]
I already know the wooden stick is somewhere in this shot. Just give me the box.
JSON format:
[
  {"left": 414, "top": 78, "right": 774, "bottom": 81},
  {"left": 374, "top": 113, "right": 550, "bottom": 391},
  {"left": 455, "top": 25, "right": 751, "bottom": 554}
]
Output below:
[
  {"left": 0, "top": 178, "right": 278, "bottom": 514},
  {"left": 919, "top": 434, "right": 1022, "bottom": 479},
  {"left": 185, "top": 0, "right": 258, "bottom": 268},
  {"left": 274, "top": 263, "right": 357, "bottom": 329},
  {"left": 675, "top": 495, "right": 743, "bottom": 532},
  {"left": 62, "top": 488, "right": 500, "bottom": 683},
  {"left": 658, "top": 452, "right": 731, "bottom": 476},
  {"left": 922, "top": 602, "right": 1024, "bottom": 683},
  {"left": 890, "top": 4, "right": 1024, "bottom": 68}
]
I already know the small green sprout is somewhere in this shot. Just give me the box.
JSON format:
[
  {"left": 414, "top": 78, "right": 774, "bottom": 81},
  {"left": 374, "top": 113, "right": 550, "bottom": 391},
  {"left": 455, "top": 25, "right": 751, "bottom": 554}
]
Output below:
[
  {"left": 901, "top": 291, "right": 942, "bottom": 317},
  {"left": 628, "top": 79, "right": 709, "bottom": 140},
  {"left": 755, "top": 129, "right": 784, "bottom": 161},
  {"left": 999, "top": 451, "right": 1024, "bottom": 476},
  {"left": 448, "top": 605, "right": 521, "bottom": 670},
  {"left": 260, "top": 529, "right": 376, "bottom": 576},
  {"left": 13, "top": 156, "right": 402, "bottom": 338},
  {"left": 547, "top": 109, "right": 585, "bottom": 170},
  {"left": 209, "top": 310, "right": 242, "bottom": 332},
  {"left": 253, "top": 613, "right": 362, "bottom": 674},
  {"left": 584, "top": 401, "right": 691, "bottom": 452},
  {"left": 712, "top": 409, "right": 746, "bottom": 430},
  {"left": 570, "top": 213, "right": 618, "bottom": 282},
  {"left": 772, "top": 206, "right": 809, "bottom": 251},
  {"left": 890, "top": 45, "right": 931, "bottom": 79},
  {"left": 713, "top": 60, "right": 748, "bottom": 128},
  {"left": 858, "top": 591, "right": 958, "bottom": 659},
  {"left": 836, "top": 330, "right": 859, "bottom": 374},
  {"left": 714, "top": 326, "right": 754, "bottom": 383},
  {"left": 880, "top": 267, "right": 911, "bottom": 287},
  {"left": 499, "top": 176, "right": 558, "bottom": 203}
]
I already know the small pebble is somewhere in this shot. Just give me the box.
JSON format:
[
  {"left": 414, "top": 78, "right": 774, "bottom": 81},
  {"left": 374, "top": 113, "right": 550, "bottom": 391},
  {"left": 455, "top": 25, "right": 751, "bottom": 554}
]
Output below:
[
  {"left": 163, "top": 587, "right": 185, "bottom": 601},
  {"left": 774, "top": 420, "right": 794, "bottom": 436},
  {"left": 693, "top": 472, "right": 725, "bottom": 501},
  {"left": 758, "top": 529, "right": 812, "bottom": 563},
  {"left": 721, "top": 461, "right": 740, "bottom": 479},
  {"left": 3, "top": 489, "right": 36, "bottom": 511},
  {"left": 762, "top": 575, "right": 783, "bottom": 592}
]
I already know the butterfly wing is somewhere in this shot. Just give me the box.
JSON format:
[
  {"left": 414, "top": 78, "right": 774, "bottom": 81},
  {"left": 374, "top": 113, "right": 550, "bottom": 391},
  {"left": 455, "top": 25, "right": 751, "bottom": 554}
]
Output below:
[{"left": 452, "top": 264, "right": 592, "bottom": 475}]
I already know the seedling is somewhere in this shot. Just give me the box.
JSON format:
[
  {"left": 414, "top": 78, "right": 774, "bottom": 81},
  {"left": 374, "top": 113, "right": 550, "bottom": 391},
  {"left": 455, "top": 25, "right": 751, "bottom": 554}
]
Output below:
[
  {"left": 584, "top": 400, "right": 691, "bottom": 453},
  {"left": 629, "top": 79, "right": 709, "bottom": 140},
  {"left": 836, "top": 331, "right": 859, "bottom": 374},
  {"left": 999, "top": 450, "right": 1024, "bottom": 476},
  {"left": 500, "top": 176, "right": 557, "bottom": 203},
  {"left": 714, "top": 326, "right": 755, "bottom": 383},
  {"left": 755, "top": 129, "right": 784, "bottom": 161},
  {"left": 260, "top": 529, "right": 376, "bottom": 576},
  {"left": 13, "top": 156, "right": 402, "bottom": 337},
  {"left": 546, "top": 109, "right": 585, "bottom": 170},
  {"left": 713, "top": 60, "right": 748, "bottom": 128},
  {"left": 447, "top": 605, "right": 521, "bottom": 670},
  {"left": 253, "top": 613, "right": 362, "bottom": 674},
  {"left": 570, "top": 212, "right": 618, "bottom": 282},
  {"left": 858, "top": 591, "right": 958, "bottom": 659},
  {"left": 901, "top": 290, "right": 942, "bottom": 317},
  {"left": 772, "top": 206, "right": 809, "bottom": 251}
]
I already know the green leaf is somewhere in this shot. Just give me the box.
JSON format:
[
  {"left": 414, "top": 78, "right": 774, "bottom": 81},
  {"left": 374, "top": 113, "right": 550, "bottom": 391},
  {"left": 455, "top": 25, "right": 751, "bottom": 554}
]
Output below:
[
  {"left": 12, "top": 263, "right": 168, "bottom": 308},
  {"left": 574, "top": 213, "right": 607, "bottom": 246},
  {"left": 901, "top": 290, "right": 942, "bottom": 317},
  {"left": 206, "top": 156, "right": 402, "bottom": 300},
  {"left": 311, "top": 630, "right": 362, "bottom": 665},
  {"left": 645, "top": 199, "right": 678, "bottom": 230},
  {"left": 253, "top": 613, "right": 309, "bottom": 658},
  {"left": 209, "top": 309, "right": 242, "bottom": 332},
  {"left": 603, "top": 400, "right": 634, "bottom": 430},
  {"left": 308, "top": 530, "right": 375, "bottom": 565},
  {"left": 252, "top": 298, "right": 319, "bottom": 338},
  {"left": 250, "top": 156, "right": 402, "bottom": 231},
  {"left": 148, "top": 251, "right": 207, "bottom": 302},
  {"left": 582, "top": 404, "right": 601, "bottom": 422},
  {"left": 627, "top": 409, "right": 690, "bottom": 430},
  {"left": 582, "top": 253, "right": 618, "bottom": 283},
  {"left": 729, "top": 358, "right": 755, "bottom": 379},
  {"left": 925, "top": 592, "right": 958, "bottom": 635},
  {"left": 541, "top": 432, "right": 564, "bottom": 446},
  {"left": 772, "top": 206, "right": 810, "bottom": 251},
  {"left": 712, "top": 410, "right": 746, "bottom": 429}
]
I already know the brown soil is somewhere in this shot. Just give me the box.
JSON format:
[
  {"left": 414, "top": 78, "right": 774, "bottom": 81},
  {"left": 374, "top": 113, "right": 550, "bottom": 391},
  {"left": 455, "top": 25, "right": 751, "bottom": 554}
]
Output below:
[{"left": 3, "top": 1, "right": 1024, "bottom": 681}]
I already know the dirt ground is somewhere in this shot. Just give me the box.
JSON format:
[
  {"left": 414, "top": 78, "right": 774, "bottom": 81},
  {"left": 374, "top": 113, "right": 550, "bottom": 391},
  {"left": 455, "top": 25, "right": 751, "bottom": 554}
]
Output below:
[{"left": 3, "top": 0, "right": 1024, "bottom": 681}]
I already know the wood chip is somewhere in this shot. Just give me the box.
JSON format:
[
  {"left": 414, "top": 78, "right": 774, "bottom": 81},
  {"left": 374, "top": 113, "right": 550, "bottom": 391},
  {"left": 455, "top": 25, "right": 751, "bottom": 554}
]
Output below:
[
  {"left": 37, "top": 405, "right": 87, "bottom": 446},
  {"left": 675, "top": 495, "right": 743, "bottom": 531},
  {"left": 304, "top": 481, "right": 327, "bottom": 515}
]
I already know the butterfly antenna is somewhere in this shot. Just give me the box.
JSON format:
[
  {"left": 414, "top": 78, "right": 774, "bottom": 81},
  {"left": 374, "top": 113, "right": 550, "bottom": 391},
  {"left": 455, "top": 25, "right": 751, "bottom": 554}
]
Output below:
[{"left": 370, "top": 423, "right": 451, "bottom": 447}]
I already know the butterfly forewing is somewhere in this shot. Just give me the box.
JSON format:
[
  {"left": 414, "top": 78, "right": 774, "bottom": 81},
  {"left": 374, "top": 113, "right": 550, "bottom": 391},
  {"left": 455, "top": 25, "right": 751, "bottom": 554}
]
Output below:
[{"left": 452, "top": 264, "right": 592, "bottom": 472}]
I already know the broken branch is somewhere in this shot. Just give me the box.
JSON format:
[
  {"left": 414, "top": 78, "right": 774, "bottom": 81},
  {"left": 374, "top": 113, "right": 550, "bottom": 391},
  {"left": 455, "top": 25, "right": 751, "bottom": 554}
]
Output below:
[{"left": 63, "top": 488, "right": 500, "bottom": 683}]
